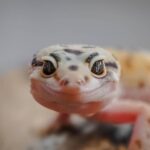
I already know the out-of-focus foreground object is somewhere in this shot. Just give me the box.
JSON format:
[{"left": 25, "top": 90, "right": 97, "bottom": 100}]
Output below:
[{"left": 0, "top": 69, "right": 130, "bottom": 150}]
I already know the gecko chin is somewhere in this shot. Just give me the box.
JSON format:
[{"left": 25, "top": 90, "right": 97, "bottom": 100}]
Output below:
[{"left": 31, "top": 78, "right": 118, "bottom": 115}]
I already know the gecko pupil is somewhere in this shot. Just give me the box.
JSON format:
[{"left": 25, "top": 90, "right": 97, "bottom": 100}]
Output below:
[
  {"left": 91, "top": 60, "right": 104, "bottom": 75},
  {"left": 43, "top": 60, "right": 56, "bottom": 75}
]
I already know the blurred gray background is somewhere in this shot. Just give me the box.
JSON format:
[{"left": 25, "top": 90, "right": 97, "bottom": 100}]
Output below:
[{"left": 0, "top": 0, "right": 150, "bottom": 73}]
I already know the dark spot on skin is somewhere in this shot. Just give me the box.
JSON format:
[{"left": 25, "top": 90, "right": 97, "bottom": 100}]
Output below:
[
  {"left": 66, "top": 57, "right": 71, "bottom": 61},
  {"left": 105, "top": 62, "right": 118, "bottom": 69},
  {"left": 134, "top": 139, "right": 142, "bottom": 149},
  {"left": 50, "top": 53, "right": 61, "bottom": 62},
  {"left": 64, "top": 49, "right": 83, "bottom": 55},
  {"left": 31, "top": 57, "right": 43, "bottom": 67},
  {"left": 85, "top": 52, "right": 99, "bottom": 63},
  {"left": 68, "top": 65, "right": 78, "bottom": 71},
  {"left": 84, "top": 76, "right": 89, "bottom": 82},
  {"left": 138, "top": 81, "right": 145, "bottom": 88}
]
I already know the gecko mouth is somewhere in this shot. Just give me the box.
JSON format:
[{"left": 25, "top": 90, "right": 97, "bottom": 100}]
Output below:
[
  {"left": 42, "top": 81, "right": 107, "bottom": 96},
  {"left": 42, "top": 80, "right": 117, "bottom": 101},
  {"left": 31, "top": 78, "right": 117, "bottom": 105}
]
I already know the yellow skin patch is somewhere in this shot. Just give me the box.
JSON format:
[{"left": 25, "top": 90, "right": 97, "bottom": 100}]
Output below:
[
  {"left": 30, "top": 45, "right": 150, "bottom": 150},
  {"left": 109, "top": 48, "right": 150, "bottom": 88}
]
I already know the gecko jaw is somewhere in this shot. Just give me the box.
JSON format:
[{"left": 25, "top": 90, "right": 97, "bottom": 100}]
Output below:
[
  {"left": 31, "top": 78, "right": 118, "bottom": 115},
  {"left": 31, "top": 78, "right": 118, "bottom": 106}
]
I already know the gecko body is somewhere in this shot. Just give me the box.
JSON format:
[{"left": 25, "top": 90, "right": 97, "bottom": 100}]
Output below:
[{"left": 30, "top": 45, "right": 150, "bottom": 150}]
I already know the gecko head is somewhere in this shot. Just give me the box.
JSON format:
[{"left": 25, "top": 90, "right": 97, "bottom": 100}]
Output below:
[{"left": 30, "top": 45, "right": 121, "bottom": 114}]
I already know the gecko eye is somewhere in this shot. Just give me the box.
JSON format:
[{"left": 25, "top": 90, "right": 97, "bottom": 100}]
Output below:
[
  {"left": 90, "top": 60, "right": 107, "bottom": 78},
  {"left": 41, "top": 60, "right": 57, "bottom": 78}
]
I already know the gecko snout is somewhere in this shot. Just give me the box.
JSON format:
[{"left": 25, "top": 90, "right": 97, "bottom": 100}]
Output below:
[{"left": 59, "top": 76, "right": 88, "bottom": 86}]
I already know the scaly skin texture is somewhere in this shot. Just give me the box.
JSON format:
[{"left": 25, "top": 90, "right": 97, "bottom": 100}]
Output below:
[{"left": 30, "top": 45, "right": 150, "bottom": 150}]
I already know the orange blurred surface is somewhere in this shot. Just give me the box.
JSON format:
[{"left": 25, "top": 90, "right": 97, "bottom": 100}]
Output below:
[{"left": 0, "top": 69, "right": 56, "bottom": 150}]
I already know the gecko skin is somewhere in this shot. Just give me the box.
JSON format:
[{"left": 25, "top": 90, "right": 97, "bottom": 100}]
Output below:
[{"left": 30, "top": 45, "right": 150, "bottom": 150}]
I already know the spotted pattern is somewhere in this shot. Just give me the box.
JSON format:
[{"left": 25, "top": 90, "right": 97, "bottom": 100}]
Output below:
[
  {"left": 105, "top": 62, "right": 118, "bottom": 69},
  {"left": 85, "top": 52, "right": 99, "bottom": 63},
  {"left": 64, "top": 49, "right": 83, "bottom": 55},
  {"left": 68, "top": 65, "right": 78, "bottom": 71},
  {"left": 50, "top": 53, "right": 61, "bottom": 62},
  {"left": 66, "top": 57, "right": 71, "bottom": 61}
]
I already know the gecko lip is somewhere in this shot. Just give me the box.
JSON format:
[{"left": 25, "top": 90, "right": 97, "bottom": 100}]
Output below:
[
  {"left": 42, "top": 80, "right": 116, "bottom": 97},
  {"left": 43, "top": 84, "right": 97, "bottom": 96}
]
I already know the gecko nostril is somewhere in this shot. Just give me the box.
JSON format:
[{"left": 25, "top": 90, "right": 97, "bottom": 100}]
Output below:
[
  {"left": 76, "top": 79, "right": 86, "bottom": 85},
  {"left": 60, "top": 79, "right": 69, "bottom": 86},
  {"left": 64, "top": 80, "right": 69, "bottom": 85}
]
